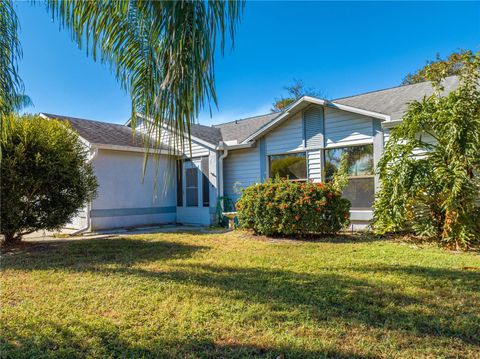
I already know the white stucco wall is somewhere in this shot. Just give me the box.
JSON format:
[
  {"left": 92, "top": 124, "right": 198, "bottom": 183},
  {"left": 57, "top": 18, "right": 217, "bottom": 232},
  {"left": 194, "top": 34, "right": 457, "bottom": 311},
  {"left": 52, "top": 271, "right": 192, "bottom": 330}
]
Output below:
[{"left": 90, "top": 149, "right": 176, "bottom": 230}]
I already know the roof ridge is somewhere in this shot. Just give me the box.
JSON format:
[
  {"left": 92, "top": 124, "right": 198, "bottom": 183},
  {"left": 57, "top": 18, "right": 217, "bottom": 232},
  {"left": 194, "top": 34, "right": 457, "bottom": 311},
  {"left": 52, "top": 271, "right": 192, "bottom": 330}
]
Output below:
[
  {"left": 214, "top": 112, "right": 280, "bottom": 127},
  {"left": 193, "top": 122, "right": 220, "bottom": 130},
  {"left": 42, "top": 113, "right": 125, "bottom": 127},
  {"left": 333, "top": 75, "right": 458, "bottom": 101}
]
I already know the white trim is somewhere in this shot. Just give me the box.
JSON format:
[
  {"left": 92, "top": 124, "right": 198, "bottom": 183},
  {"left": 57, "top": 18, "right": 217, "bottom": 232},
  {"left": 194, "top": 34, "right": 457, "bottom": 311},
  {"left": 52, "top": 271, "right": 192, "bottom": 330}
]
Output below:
[
  {"left": 327, "top": 101, "right": 390, "bottom": 121},
  {"left": 93, "top": 143, "right": 174, "bottom": 155},
  {"left": 324, "top": 138, "right": 374, "bottom": 149},
  {"left": 218, "top": 142, "right": 228, "bottom": 202},
  {"left": 381, "top": 120, "right": 403, "bottom": 129},
  {"left": 241, "top": 96, "right": 390, "bottom": 144},
  {"left": 225, "top": 142, "right": 256, "bottom": 150},
  {"left": 242, "top": 110, "right": 293, "bottom": 144}
]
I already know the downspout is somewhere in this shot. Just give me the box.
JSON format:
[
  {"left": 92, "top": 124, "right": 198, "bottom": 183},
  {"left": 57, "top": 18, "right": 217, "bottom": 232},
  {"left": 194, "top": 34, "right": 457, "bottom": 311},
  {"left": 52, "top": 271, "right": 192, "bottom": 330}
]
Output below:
[
  {"left": 71, "top": 147, "right": 98, "bottom": 235},
  {"left": 218, "top": 141, "right": 229, "bottom": 209}
]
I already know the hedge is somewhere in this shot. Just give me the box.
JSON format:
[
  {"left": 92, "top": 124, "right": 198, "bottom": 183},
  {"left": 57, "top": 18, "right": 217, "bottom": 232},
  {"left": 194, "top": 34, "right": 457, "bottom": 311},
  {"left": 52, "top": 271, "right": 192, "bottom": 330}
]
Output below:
[{"left": 236, "top": 178, "right": 350, "bottom": 236}]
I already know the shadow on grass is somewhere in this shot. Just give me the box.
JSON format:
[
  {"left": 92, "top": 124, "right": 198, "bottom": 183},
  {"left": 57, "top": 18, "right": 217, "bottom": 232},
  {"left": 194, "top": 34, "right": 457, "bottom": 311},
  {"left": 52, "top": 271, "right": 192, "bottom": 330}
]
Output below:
[
  {"left": 244, "top": 231, "right": 386, "bottom": 244},
  {"left": 0, "top": 319, "right": 377, "bottom": 358},
  {"left": 1, "top": 237, "right": 209, "bottom": 271},
  {"left": 348, "top": 264, "right": 480, "bottom": 292},
  {"left": 2, "top": 237, "right": 478, "bottom": 357},
  {"left": 110, "top": 263, "right": 478, "bottom": 346}
]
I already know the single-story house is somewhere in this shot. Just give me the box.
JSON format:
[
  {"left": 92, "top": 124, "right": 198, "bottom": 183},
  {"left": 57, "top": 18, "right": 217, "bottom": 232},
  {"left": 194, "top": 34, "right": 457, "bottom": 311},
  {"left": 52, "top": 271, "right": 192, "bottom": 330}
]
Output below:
[{"left": 41, "top": 76, "right": 459, "bottom": 232}]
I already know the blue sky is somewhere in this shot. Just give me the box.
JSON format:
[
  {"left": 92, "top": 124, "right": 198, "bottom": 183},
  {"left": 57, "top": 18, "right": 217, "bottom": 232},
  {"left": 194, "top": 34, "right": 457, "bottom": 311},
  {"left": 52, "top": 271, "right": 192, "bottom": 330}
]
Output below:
[{"left": 16, "top": 1, "right": 480, "bottom": 125}]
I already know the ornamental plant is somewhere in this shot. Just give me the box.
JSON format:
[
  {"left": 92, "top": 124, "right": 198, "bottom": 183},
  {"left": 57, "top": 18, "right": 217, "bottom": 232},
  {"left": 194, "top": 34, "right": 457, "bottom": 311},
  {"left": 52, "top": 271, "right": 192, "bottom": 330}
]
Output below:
[
  {"left": 236, "top": 178, "right": 350, "bottom": 237},
  {"left": 373, "top": 51, "right": 480, "bottom": 250},
  {"left": 1, "top": 114, "right": 98, "bottom": 243}
]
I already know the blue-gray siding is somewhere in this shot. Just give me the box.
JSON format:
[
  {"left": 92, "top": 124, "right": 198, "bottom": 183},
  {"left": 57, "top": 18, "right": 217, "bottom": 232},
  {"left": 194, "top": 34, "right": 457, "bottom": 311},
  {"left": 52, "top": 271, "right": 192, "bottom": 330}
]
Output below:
[
  {"left": 324, "top": 107, "right": 373, "bottom": 147},
  {"left": 265, "top": 113, "right": 304, "bottom": 155},
  {"left": 307, "top": 149, "right": 322, "bottom": 182},
  {"left": 304, "top": 106, "right": 324, "bottom": 148},
  {"left": 224, "top": 146, "right": 260, "bottom": 201}
]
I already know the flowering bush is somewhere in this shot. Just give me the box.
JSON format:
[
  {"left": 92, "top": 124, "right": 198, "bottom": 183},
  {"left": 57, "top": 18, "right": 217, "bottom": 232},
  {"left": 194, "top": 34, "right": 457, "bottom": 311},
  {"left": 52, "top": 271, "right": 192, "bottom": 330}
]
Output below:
[{"left": 236, "top": 178, "right": 350, "bottom": 236}]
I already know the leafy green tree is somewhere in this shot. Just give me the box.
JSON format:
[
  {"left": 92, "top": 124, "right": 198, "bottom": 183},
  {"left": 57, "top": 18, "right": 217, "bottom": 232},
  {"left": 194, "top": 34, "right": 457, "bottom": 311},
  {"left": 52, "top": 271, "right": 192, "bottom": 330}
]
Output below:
[
  {"left": 374, "top": 52, "right": 480, "bottom": 250},
  {"left": 271, "top": 79, "right": 324, "bottom": 112},
  {"left": 1, "top": 0, "right": 244, "bottom": 149},
  {"left": 1, "top": 115, "right": 98, "bottom": 244},
  {"left": 401, "top": 50, "right": 468, "bottom": 85}
]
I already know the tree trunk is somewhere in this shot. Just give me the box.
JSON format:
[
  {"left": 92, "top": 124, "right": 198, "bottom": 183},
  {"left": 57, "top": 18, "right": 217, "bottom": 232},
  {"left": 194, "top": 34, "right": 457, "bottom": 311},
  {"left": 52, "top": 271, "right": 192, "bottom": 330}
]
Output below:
[
  {"left": 2, "top": 232, "right": 22, "bottom": 245},
  {"left": 442, "top": 209, "right": 459, "bottom": 250}
]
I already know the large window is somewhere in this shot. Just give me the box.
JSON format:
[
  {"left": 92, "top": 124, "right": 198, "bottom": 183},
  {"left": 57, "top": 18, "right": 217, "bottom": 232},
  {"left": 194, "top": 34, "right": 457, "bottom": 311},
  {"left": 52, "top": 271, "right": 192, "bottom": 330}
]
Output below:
[
  {"left": 269, "top": 152, "right": 307, "bottom": 180},
  {"left": 324, "top": 145, "right": 374, "bottom": 209}
]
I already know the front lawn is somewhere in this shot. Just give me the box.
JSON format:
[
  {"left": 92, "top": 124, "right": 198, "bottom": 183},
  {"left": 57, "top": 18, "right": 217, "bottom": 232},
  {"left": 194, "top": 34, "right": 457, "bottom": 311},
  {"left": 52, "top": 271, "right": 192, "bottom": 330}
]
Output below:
[{"left": 1, "top": 232, "right": 479, "bottom": 358}]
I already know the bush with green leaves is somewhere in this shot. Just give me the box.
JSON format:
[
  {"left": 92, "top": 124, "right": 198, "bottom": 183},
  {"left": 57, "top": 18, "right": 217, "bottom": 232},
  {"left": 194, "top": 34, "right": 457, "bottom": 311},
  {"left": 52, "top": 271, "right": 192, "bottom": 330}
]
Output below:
[
  {"left": 1, "top": 114, "right": 98, "bottom": 243},
  {"left": 373, "top": 51, "right": 480, "bottom": 250},
  {"left": 236, "top": 178, "right": 350, "bottom": 236}
]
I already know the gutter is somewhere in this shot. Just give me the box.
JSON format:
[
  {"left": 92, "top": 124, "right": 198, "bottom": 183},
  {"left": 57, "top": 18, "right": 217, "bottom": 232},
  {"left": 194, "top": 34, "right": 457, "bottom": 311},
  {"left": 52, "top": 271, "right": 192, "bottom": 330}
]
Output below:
[
  {"left": 217, "top": 141, "right": 256, "bottom": 209},
  {"left": 225, "top": 142, "right": 255, "bottom": 150},
  {"left": 71, "top": 147, "right": 98, "bottom": 235},
  {"left": 93, "top": 143, "right": 175, "bottom": 155},
  {"left": 381, "top": 119, "right": 403, "bottom": 129},
  {"left": 218, "top": 141, "right": 229, "bottom": 208}
]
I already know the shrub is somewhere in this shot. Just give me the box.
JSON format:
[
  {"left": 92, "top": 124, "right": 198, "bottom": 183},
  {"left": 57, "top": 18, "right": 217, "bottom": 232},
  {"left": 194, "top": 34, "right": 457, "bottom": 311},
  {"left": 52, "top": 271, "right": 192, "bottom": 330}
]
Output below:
[
  {"left": 373, "top": 51, "right": 480, "bottom": 250},
  {"left": 236, "top": 178, "right": 350, "bottom": 236},
  {"left": 1, "top": 114, "right": 98, "bottom": 243}
]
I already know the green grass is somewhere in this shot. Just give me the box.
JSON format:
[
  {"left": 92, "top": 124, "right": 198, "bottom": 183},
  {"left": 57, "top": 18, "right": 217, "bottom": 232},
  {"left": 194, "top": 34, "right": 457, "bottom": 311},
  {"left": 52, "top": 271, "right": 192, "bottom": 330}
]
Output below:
[{"left": 1, "top": 232, "right": 479, "bottom": 358}]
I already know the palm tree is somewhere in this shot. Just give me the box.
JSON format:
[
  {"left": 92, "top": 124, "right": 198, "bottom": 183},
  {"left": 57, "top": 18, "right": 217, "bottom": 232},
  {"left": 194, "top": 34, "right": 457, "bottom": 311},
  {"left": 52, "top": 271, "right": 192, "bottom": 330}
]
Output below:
[
  {"left": 0, "top": 0, "right": 24, "bottom": 117},
  {"left": 1, "top": 0, "right": 244, "bottom": 147}
]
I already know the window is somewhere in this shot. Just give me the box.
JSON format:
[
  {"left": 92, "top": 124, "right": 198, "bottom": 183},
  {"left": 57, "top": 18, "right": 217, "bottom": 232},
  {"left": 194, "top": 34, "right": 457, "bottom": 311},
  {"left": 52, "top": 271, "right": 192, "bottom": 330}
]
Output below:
[
  {"left": 269, "top": 152, "right": 307, "bottom": 180},
  {"left": 201, "top": 157, "right": 210, "bottom": 207},
  {"left": 185, "top": 160, "right": 199, "bottom": 207},
  {"left": 176, "top": 159, "right": 183, "bottom": 207},
  {"left": 324, "top": 145, "right": 374, "bottom": 209}
]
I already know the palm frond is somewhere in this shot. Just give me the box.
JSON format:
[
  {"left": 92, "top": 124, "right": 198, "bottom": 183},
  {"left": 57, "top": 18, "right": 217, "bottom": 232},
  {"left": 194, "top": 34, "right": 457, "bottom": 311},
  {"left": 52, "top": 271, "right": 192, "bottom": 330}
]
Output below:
[
  {"left": 0, "top": 0, "right": 27, "bottom": 119},
  {"left": 46, "top": 0, "right": 244, "bottom": 156}
]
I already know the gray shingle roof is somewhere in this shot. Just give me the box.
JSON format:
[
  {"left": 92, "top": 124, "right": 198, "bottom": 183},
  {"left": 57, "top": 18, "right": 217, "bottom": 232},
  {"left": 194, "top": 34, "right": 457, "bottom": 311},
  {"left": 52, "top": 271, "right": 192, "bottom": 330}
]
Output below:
[
  {"left": 44, "top": 113, "right": 222, "bottom": 148},
  {"left": 43, "top": 76, "right": 461, "bottom": 149},
  {"left": 333, "top": 76, "right": 459, "bottom": 121},
  {"left": 42, "top": 113, "right": 151, "bottom": 148},
  {"left": 213, "top": 112, "right": 280, "bottom": 143},
  {"left": 190, "top": 124, "right": 222, "bottom": 145}
]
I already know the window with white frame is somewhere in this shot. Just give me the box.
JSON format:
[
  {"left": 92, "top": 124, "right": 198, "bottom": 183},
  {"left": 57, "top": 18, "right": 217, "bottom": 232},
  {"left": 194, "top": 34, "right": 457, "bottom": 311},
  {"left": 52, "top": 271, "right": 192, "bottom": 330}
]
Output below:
[
  {"left": 268, "top": 152, "right": 307, "bottom": 181},
  {"left": 324, "top": 144, "right": 374, "bottom": 209}
]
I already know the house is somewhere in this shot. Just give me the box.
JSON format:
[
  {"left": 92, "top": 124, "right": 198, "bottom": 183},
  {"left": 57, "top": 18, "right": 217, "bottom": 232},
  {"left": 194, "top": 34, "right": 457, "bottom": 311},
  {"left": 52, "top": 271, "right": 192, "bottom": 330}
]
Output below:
[{"left": 41, "top": 76, "right": 459, "bottom": 232}]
